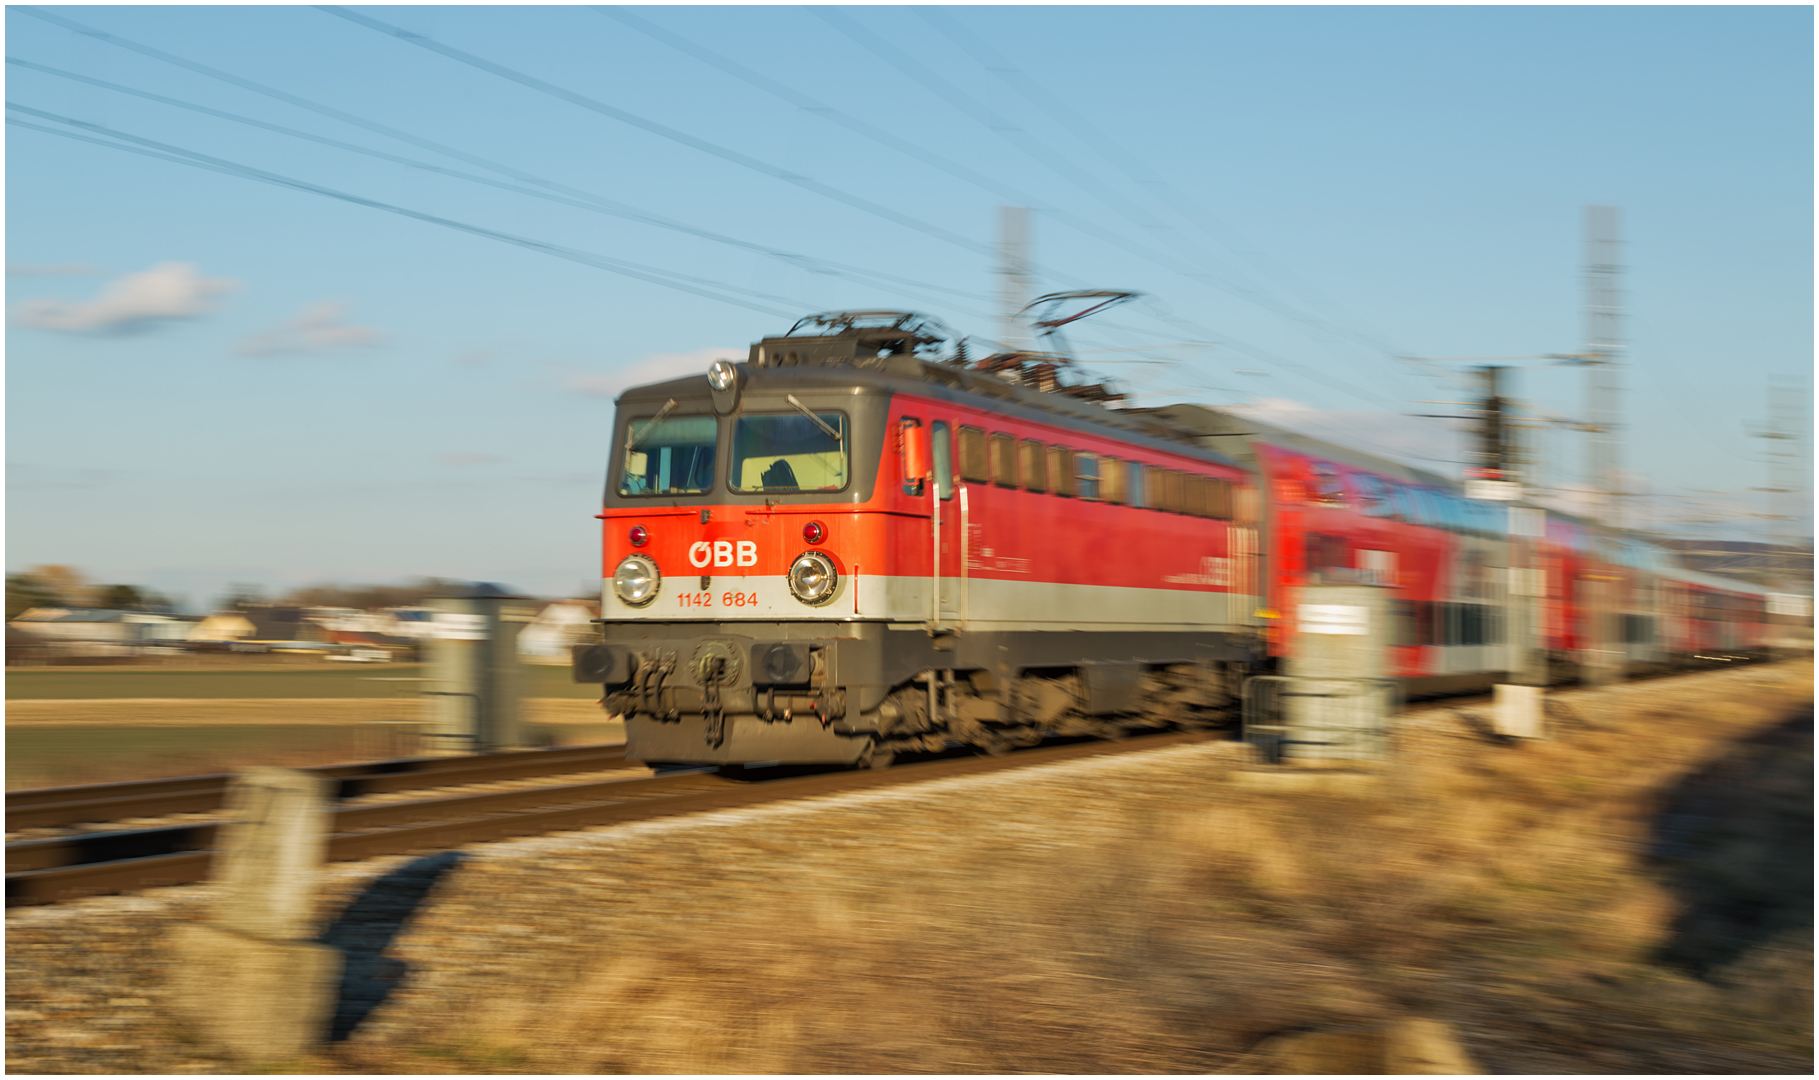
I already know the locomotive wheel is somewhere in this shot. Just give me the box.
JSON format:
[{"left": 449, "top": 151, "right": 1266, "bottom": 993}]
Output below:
[{"left": 865, "top": 747, "right": 896, "bottom": 770}]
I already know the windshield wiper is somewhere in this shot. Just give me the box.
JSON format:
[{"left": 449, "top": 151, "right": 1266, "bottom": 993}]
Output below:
[
  {"left": 626, "top": 399, "right": 678, "bottom": 451},
  {"left": 786, "top": 394, "right": 843, "bottom": 446}
]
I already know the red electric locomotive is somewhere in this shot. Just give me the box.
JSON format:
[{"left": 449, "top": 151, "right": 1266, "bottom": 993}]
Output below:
[{"left": 581, "top": 312, "right": 1264, "bottom": 766}]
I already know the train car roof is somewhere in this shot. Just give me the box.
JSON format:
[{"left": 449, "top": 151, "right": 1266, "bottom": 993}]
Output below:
[{"left": 615, "top": 353, "right": 1247, "bottom": 472}]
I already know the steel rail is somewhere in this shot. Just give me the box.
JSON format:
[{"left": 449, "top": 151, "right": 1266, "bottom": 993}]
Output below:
[
  {"left": 6, "top": 742, "right": 631, "bottom": 831},
  {"left": 5, "top": 730, "right": 1216, "bottom": 907}
]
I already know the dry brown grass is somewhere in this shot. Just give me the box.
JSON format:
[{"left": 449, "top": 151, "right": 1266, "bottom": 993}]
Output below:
[{"left": 321, "top": 661, "right": 1812, "bottom": 1074}]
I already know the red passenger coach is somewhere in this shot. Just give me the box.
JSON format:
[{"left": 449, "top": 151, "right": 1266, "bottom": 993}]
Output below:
[{"left": 583, "top": 313, "right": 1263, "bottom": 767}]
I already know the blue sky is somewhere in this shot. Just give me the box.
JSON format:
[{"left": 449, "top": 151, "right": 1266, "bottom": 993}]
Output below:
[{"left": 7, "top": 4, "right": 1812, "bottom": 611}]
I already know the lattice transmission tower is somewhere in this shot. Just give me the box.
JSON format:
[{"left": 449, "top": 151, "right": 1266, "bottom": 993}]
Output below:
[{"left": 1582, "top": 205, "right": 1624, "bottom": 528}]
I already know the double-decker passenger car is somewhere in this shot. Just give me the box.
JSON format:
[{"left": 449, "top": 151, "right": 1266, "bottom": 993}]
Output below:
[{"left": 579, "top": 310, "right": 1779, "bottom": 766}]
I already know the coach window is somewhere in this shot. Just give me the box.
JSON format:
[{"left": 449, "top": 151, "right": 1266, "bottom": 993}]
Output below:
[
  {"left": 991, "top": 433, "right": 1018, "bottom": 488},
  {"left": 1100, "top": 456, "right": 1124, "bottom": 503},
  {"left": 1387, "top": 482, "right": 1417, "bottom": 523},
  {"left": 1310, "top": 461, "right": 1347, "bottom": 507},
  {"left": 1075, "top": 452, "right": 1101, "bottom": 500},
  {"left": 1020, "top": 439, "right": 1046, "bottom": 494},
  {"left": 957, "top": 426, "right": 990, "bottom": 484},
  {"left": 1047, "top": 445, "right": 1075, "bottom": 497},
  {"left": 1354, "top": 473, "right": 1394, "bottom": 518},
  {"left": 1127, "top": 462, "right": 1146, "bottom": 508},
  {"left": 930, "top": 421, "right": 954, "bottom": 500}
]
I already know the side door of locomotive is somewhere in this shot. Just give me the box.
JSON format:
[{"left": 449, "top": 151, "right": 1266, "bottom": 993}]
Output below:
[{"left": 929, "top": 419, "right": 963, "bottom": 626}]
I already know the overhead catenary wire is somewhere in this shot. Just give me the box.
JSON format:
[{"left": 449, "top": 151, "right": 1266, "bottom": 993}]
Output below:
[
  {"left": 595, "top": 4, "right": 1325, "bottom": 336},
  {"left": 816, "top": 5, "right": 1428, "bottom": 386},
  {"left": 3, "top": 56, "right": 1001, "bottom": 325},
  {"left": 918, "top": 7, "right": 1418, "bottom": 363},
  {"left": 19, "top": 4, "right": 1441, "bottom": 419},
  {"left": 6, "top": 107, "right": 804, "bottom": 320},
  {"left": 314, "top": 5, "right": 997, "bottom": 260}
]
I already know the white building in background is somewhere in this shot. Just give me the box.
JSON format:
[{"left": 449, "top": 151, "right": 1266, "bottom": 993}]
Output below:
[{"left": 518, "top": 600, "right": 600, "bottom": 661}]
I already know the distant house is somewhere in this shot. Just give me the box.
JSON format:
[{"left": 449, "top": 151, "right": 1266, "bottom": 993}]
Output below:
[
  {"left": 519, "top": 599, "right": 601, "bottom": 661},
  {"left": 8, "top": 607, "right": 193, "bottom": 660},
  {"left": 375, "top": 607, "right": 438, "bottom": 642},
  {"left": 190, "top": 611, "right": 256, "bottom": 642}
]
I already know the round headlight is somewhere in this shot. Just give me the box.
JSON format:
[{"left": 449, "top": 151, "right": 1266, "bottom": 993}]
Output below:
[
  {"left": 787, "top": 551, "right": 838, "bottom": 605},
  {"left": 707, "top": 358, "right": 737, "bottom": 392},
  {"left": 613, "top": 554, "right": 661, "bottom": 606}
]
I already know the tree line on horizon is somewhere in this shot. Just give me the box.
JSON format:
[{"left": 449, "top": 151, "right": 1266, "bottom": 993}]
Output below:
[{"left": 6, "top": 565, "right": 594, "bottom": 621}]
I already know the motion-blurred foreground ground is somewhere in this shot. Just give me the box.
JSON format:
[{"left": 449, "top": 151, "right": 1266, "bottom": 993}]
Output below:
[{"left": 5, "top": 660, "right": 1811, "bottom": 1074}]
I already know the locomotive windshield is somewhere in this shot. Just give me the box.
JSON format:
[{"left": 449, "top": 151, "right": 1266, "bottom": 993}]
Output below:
[
  {"left": 617, "top": 414, "right": 717, "bottom": 496},
  {"left": 731, "top": 411, "right": 848, "bottom": 493}
]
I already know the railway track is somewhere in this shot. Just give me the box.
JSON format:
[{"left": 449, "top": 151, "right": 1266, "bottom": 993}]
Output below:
[
  {"left": 5, "top": 742, "right": 634, "bottom": 833},
  {"left": 4, "top": 729, "right": 1219, "bottom": 908}
]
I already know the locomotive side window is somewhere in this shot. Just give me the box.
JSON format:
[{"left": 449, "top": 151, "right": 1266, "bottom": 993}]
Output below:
[
  {"left": 1100, "top": 456, "right": 1124, "bottom": 503},
  {"left": 1164, "top": 470, "right": 1185, "bottom": 514},
  {"left": 1075, "top": 452, "right": 1101, "bottom": 500},
  {"left": 1126, "top": 462, "right": 1146, "bottom": 508},
  {"left": 1144, "top": 465, "right": 1165, "bottom": 510},
  {"left": 1183, "top": 474, "right": 1205, "bottom": 517},
  {"left": 618, "top": 414, "right": 718, "bottom": 497},
  {"left": 1207, "top": 478, "right": 1233, "bottom": 521},
  {"left": 957, "top": 426, "right": 990, "bottom": 483},
  {"left": 730, "top": 411, "right": 848, "bottom": 493},
  {"left": 931, "top": 421, "right": 954, "bottom": 500},
  {"left": 1047, "top": 445, "right": 1075, "bottom": 497},
  {"left": 990, "top": 433, "right": 1018, "bottom": 489},
  {"left": 1020, "top": 440, "right": 1046, "bottom": 494}
]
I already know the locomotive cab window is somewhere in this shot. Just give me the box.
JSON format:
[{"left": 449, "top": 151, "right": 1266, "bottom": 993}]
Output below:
[
  {"left": 730, "top": 410, "right": 848, "bottom": 493},
  {"left": 618, "top": 413, "right": 717, "bottom": 496}
]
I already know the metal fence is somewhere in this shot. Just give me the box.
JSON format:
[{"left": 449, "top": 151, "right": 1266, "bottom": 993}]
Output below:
[{"left": 1241, "top": 675, "right": 1399, "bottom": 765}]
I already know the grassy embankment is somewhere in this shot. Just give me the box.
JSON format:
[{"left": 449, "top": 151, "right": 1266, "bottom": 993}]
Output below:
[
  {"left": 4, "top": 663, "right": 617, "bottom": 788},
  {"left": 332, "top": 661, "right": 1812, "bottom": 1075}
]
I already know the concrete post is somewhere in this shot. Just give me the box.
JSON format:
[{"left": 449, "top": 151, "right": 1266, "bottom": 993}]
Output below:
[
  {"left": 426, "top": 582, "right": 535, "bottom": 753},
  {"left": 166, "top": 768, "right": 341, "bottom": 1064},
  {"left": 1283, "top": 583, "right": 1393, "bottom": 762}
]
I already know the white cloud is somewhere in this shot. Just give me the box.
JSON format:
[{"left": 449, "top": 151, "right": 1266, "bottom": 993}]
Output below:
[
  {"left": 1225, "top": 397, "right": 1472, "bottom": 472},
  {"left": 561, "top": 346, "right": 743, "bottom": 398},
  {"left": 235, "top": 300, "right": 387, "bottom": 357},
  {"left": 10, "top": 261, "right": 237, "bottom": 333}
]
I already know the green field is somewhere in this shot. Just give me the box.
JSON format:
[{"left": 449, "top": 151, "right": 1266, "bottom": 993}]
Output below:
[{"left": 4, "top": 663, "right": 602, "bottom": 700}]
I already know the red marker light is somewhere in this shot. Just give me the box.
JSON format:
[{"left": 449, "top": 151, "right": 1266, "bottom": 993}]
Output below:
[
  {"left": 629, "top": 525, "right": 649, "bottom": 548},
  {"left": 803, "top": 520, "right": 826, "bottom": 544}
]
